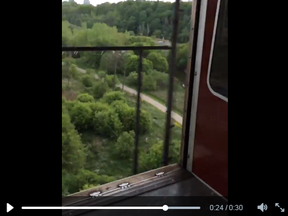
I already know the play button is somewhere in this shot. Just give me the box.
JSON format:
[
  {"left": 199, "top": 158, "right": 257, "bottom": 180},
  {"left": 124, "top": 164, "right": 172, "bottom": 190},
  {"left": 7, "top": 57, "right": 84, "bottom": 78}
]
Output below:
[{"left": 7, "top": 203, "right": 13, "bottom": 213}]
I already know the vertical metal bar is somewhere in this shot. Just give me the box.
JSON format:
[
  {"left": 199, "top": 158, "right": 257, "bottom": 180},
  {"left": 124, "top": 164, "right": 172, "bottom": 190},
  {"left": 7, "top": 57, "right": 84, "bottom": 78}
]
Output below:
[
  {"left": 133, "top": 50, "right": 143, "bottom": 174},
  {"left": 181, "top": 0, "right": 200, "bottom": 168},
  {"left": 105, "top": 52, "right": 108, "bottom": 81},
  {"left": 163, "top": 0, "right": 181, "bottom": 166},
  {"left": 122, "top": 64, "right": 126, "bottom": 92},
  {"left": 113, "top": 51, "right": 118, "bottom": 91}
]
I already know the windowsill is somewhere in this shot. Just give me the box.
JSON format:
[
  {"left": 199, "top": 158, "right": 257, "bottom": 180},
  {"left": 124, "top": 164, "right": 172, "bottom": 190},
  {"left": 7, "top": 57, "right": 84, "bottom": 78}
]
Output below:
[
  {"left": 62, "top": 164, "right": 226, "bottom": 216},
  {"left": 62, "top": 164, "right": 185, "bottom": 205}
]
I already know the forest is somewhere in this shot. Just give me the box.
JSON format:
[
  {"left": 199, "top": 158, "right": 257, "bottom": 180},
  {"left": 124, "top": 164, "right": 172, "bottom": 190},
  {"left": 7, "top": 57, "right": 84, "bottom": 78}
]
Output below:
[
  {"left": 62, "top": 0, "right": 191, "bottom": 196},
  {"left": 62, "top": 0, "right": 192, "bottom": 43}
]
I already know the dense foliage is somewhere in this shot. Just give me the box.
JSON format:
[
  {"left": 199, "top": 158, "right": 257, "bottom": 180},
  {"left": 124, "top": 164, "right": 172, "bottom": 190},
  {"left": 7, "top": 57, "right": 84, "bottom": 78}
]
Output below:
[
  {"left": 62, "top": 0, "right": 192, "bottom": 43},
  {"left": 62, "top": 63, "right": 181, "bottom": 195},
  {"left": 62, "top": 64, "right": 172, "bottom": 195},
  {"left": 61, "top": 1, "right": 186, "bottom": 196}
]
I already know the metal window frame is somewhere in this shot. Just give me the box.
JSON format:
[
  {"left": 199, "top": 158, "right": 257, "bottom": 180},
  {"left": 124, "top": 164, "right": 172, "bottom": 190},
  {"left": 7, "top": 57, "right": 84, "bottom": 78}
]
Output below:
[
  {"left": 207, "top": 0, "right": 228, "bottom": 102},
  {"left": 180, "top": 0, "right": 201, "bottom": 169}
]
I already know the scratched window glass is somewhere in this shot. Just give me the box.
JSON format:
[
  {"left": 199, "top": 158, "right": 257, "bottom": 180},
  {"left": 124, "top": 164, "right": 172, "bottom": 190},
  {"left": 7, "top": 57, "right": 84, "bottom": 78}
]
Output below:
[{"left": 209, "top": 0, "right": 228, "bottom": 98}]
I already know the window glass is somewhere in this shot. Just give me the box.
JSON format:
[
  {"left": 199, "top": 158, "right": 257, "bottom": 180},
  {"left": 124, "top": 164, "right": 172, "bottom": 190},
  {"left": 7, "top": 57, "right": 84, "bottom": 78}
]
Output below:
[{"left": 209, "top": 0, "right": 228, "bottom": 98}]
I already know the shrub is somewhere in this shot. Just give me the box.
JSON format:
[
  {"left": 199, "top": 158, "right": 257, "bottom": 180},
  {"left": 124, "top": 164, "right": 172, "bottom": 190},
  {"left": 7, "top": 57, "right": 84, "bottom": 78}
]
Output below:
[
  {"left": 62, "top": 113, "right": 86, "bottom": 173},
  {"left": 138, "top": 141, "right": 162, "bottom": 172},
  {"left": 115, "top": 131, "right": 135, "bottom": 159},
  {"left": 98, "top": 71, "right": 106, "bottom": 78},
  {"left": 170, "top": 140, "right": 181, "bottom": 164},
  {"left": 149, "top": 71, "right": 169, "bottom": 89},
  {"left": 138, "top": 140, "right": 180, "bottom": 172},
  {"left": 116, "top": 107, "right": 152, "bottom": 134},
  {"left": 142, "top": 74, "right": 157, "bottom": 91},
  {"left": 81, "top": 75, "right": 93, "bottom": 87},
  {"left": 139, "top": 110, "right": 152, "bottom": 134},
  {"left": 105, "top": 75, "right": 119, "bottom": 88},
  {"left": 110, "top": 100, "right": 130, "bottom": 120},
  {"left": 147, "top": 52, "right": 169, "bottom": 73},
  {"left": 70, "top": 103, "right": 93, "bottom": 130},
  {"left": 126, "top": 72, "right": 138, "bottom": 86},
  {"left": 93, "top": 110, "right": 123, "bottom": 138},
  {"left": 102, "top": 91, "right": 126, "bottom": 104},
  {"left": 88, "top": 102, "right": 110, "bottom": 114},
  {"left": 93, "top": 81, "right": 110, "bottom": 99},
  {"left": 121, "top": 107, "right": 136, "bottom": 132},
  {"left": 126, "top": 55, "right": 153, "bottom": 75},
  {"left": 67, "top": 169, "right": 116, "bottom": 194},
  {"left": 64, "top": 100, "right": 78, "bottom": 114},
  {"left": 77, "top": 93, "right": 94, "bottom": 103}
]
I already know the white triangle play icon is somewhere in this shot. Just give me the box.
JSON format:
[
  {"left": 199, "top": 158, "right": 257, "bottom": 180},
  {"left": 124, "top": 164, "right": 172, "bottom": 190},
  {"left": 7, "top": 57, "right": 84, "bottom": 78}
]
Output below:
[{"left": 7, "top": 203, "right": 14, "bottom": 213}]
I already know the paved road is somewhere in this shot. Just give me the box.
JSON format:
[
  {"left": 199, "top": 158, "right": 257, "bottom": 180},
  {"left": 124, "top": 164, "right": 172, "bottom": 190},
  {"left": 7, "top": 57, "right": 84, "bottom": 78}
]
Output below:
[{"left": 76, "top": 67, "right": 183, "bottom": 125}]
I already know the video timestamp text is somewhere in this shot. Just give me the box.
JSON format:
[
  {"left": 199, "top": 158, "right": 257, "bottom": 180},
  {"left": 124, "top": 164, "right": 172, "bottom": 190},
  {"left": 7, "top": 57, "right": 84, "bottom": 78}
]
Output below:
[{"left": 209, "top": 204, "right": 243, "bottom": 211}]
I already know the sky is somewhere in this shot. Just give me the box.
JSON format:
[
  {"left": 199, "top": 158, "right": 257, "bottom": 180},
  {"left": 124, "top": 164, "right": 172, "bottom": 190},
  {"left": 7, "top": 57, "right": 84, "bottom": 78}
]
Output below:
[{"left": 62, "top": 0, "right": 190, "bottom": 6}]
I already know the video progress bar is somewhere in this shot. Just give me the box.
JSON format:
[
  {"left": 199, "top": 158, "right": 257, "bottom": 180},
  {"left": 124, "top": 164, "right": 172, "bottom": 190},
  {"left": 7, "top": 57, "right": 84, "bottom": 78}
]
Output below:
[{"left": 22, "top": 205, "right": 201, "bottom": 211}]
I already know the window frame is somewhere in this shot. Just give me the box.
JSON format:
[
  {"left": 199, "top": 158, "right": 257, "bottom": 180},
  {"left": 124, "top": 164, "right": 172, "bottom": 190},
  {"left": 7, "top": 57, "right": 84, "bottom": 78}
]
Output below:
[
  {"left": 206, "top": 0, "right": 228, "bottom": 102},
  {"left": 61, "top": 0, "right": 190, "bottom": 203}
]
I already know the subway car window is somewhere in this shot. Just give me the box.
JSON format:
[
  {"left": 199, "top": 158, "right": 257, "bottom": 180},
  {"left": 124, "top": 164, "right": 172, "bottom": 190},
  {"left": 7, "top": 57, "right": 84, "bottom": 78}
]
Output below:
[{"left": 209, "top": 0, "right": 228, "bottom": 98}]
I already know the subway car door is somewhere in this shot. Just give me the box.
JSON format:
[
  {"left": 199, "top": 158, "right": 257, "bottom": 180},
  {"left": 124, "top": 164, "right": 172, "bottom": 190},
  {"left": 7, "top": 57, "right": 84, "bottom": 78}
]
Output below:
[{"left": 187, "top": 0, "right": 228, "bottom": 196}]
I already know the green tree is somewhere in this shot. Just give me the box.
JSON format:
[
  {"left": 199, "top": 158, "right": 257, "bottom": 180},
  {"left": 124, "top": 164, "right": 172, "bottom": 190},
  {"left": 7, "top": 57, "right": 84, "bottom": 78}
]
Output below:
[
  {"left": 113, "top": 106, "right": 152, "bottom": 134},
  {"left": 93, "top": 110, "right": 123, "bottom": 138},
  {"left": 170, "top": 139, "right": 181, "bottom": 164},
  {"left": 77, "top": 93, "right": 94, "bottom": 103},
  {"left": 110, "top": 100, "right": 130, "bottom": 121},
  {"left": 62, "top": 1, "right": 192, "bottom": 43},
  {"left": 62, "top": 111, "right": 86, "bottom": 173},
  {"left": 125, "top": 55, "right": 139, "bottom": 75},
  {"left": 70, "top": 103, "right": 93, "bottom": 130},
  {"left": 126, "top": 55, "right": 153, "bottom": 74},
  {"left": 105, "top": 75, "right": 119, "bottom": 88},
  {"left": 88, "top": 102, "right": 111, "bottom": 114},
  {"left": 148, "top": 70, "right": 169, "bottom": 89},
  {"left": 126, "top": 72, "right": 138, "bottom": 86},
  {"left": 65, "top": 169, "right": 116, "bottom": 194},
  {"left": 99, "top": 51, "right": 127, "bottom": 76},
  {"left": 62, "top": 61, "right": 78, "bottom": 89},
  {"left": 138, "top": 141, "right": 162, "bottom": 172},
  {"left": 93, "top": 81, "right": 110, "bottom": 99},
  {"left": 102, "top": 91, "right": 126, "bottom": 104},
  {"left": 69, "top": 65, "right": 78, "bottom": 88},
  {"left": 81, "top": 75, "right": 93, "bottom": 87},
  {"left": 167, "top": 43, "right": 189, "bottom": 74},
  {"left": 142, "top": 74, "right": 157, "bottom": 91},
  {"left": 138, "top": 140, "right": 180, "bottom": 173},
  {"left": 62, "top": 21, "right": 73, "bottom": 46},
  {"left": 115, "top": 131, "right": 135, "bottom": 159},
  {"left": 63, "top": 100, "right": 78, "bottom": 115},
  {"left": 139, "top": 109, "right": 152, "bottom": 134},
  {"left": 147, "top": 52, "right": 169, "bottom": 73}
]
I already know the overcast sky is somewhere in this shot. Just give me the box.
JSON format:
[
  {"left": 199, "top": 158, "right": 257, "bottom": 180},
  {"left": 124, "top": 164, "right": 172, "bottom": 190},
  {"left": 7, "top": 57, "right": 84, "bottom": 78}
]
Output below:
[{"left": 62, "top": 0, "right": 190, "bottom": 6}]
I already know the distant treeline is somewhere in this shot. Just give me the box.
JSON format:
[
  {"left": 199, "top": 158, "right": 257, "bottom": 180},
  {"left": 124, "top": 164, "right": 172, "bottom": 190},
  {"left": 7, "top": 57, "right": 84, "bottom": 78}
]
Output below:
[{"left": 62, "top": 0, "right": 192, "bottom": 43}]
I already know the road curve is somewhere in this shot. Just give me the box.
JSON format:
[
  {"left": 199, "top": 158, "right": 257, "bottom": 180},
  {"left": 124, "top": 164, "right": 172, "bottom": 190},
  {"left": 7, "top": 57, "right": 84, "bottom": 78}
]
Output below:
[{"left": 76, "top": 67, "right": 183, "bottom": 125}]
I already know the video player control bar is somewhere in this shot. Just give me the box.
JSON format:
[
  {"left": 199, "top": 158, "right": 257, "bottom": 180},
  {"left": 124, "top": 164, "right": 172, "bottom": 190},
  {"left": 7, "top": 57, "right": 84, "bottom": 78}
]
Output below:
[{"left": 21, "top": 205, "right": 201, "bottom": 211}]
